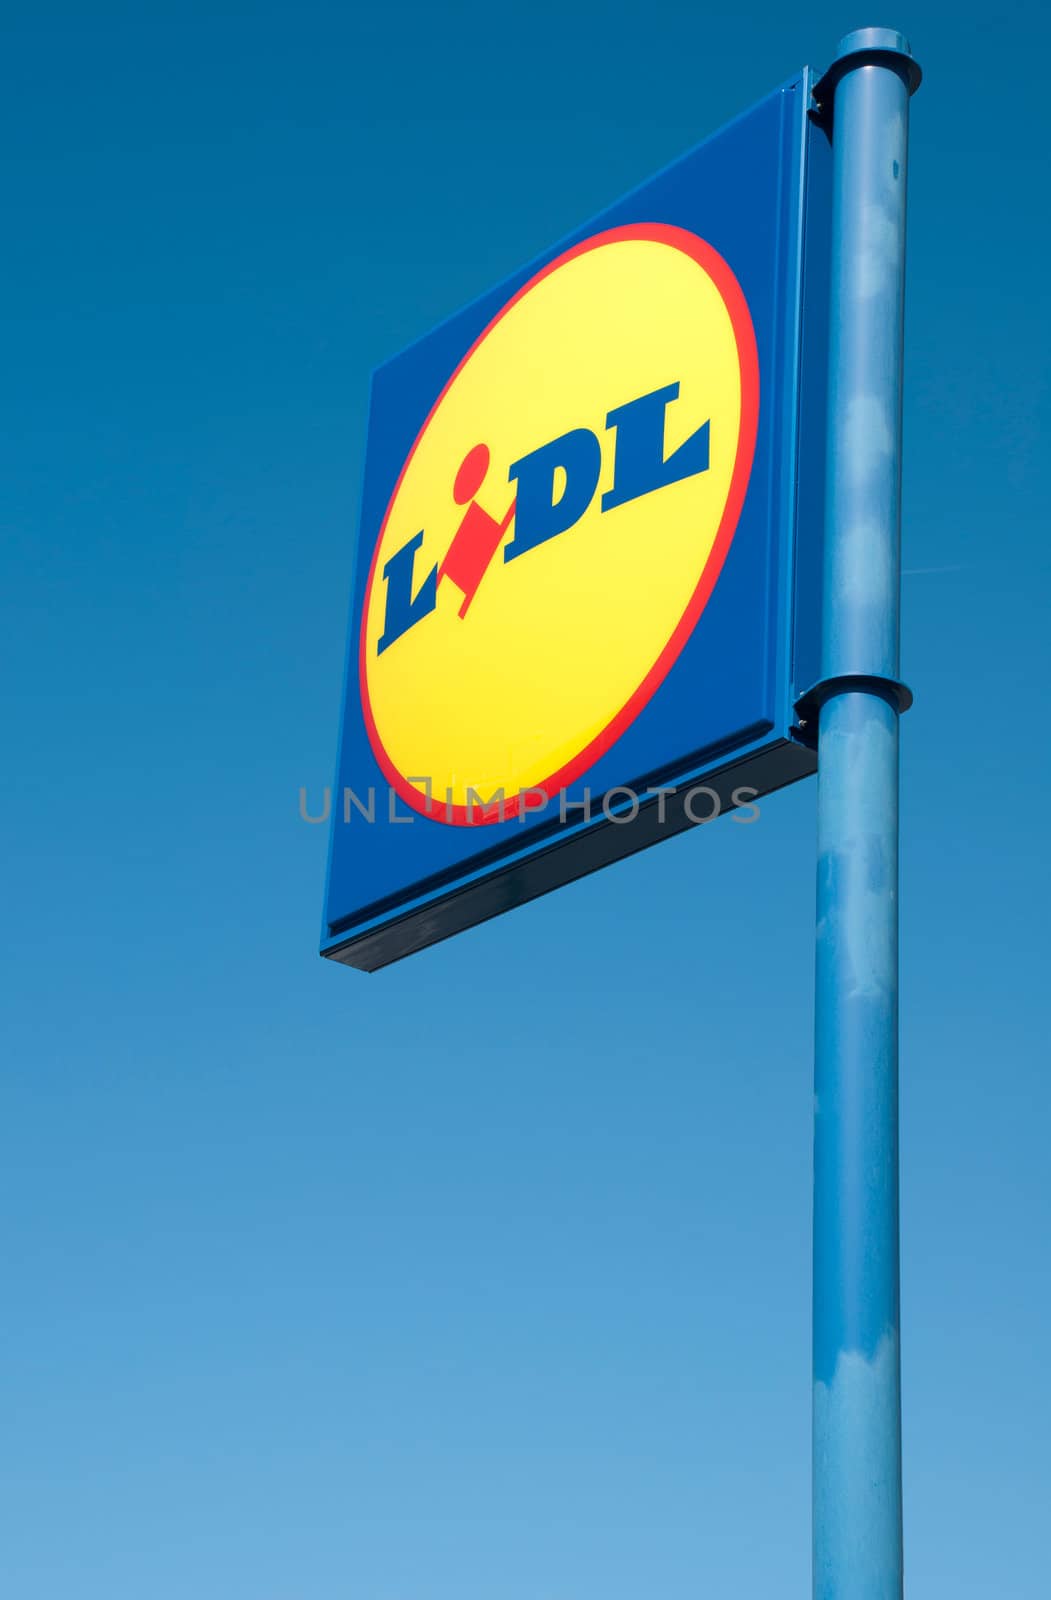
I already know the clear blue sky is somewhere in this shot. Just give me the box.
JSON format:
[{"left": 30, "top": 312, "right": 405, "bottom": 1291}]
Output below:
[{"left": 3, "top": 3, "right": 1049, "bottom": 1596}]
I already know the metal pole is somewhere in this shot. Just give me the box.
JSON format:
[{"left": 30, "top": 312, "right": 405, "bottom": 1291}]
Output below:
[{"left": 811, "top": 28, "right": 921, "bottom": 1600}]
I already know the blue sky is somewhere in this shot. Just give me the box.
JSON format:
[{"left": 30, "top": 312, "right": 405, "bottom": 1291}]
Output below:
[{"left": 2, "top": 3, "right": 1049, "bottom": 1597}]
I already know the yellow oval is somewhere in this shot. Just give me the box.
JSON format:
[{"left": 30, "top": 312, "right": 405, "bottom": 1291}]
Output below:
[{"left": 361, "top": 223, "right": 758, "bottom": 824}]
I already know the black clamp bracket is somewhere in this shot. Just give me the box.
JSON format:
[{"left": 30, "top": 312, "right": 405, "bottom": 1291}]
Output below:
[
  {"left": 808, "top": 66, "right": 836, "bottom": 130},
  {"left": 809, "top": 31, "right": 923, "bottom": 130},
  {"left": 791, "top": 674, "right": 914, "bottom": 750}
]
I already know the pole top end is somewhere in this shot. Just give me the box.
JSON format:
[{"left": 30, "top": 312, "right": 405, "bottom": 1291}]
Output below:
[{"left": 816, "top": 27, "right": 922, "bottom": 107}]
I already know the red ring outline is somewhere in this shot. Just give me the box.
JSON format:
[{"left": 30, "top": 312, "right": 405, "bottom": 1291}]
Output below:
[{"left": 360, "top": 222, "right": 760, "bottom": 826}]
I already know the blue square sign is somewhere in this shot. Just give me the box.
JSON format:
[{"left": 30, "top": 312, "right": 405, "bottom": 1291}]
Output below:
[{"left": 322, "top": 71, "right": 830, "bottom": 970}]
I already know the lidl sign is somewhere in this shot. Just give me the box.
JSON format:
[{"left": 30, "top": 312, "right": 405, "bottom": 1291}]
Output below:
[{"left": 323, "top": 71, "right": 831, "bottom": 970}]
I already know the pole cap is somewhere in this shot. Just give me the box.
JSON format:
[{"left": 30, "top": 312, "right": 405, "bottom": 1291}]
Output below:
[{"left": 815, "top": 26, "right": 922, "bottom": 110}]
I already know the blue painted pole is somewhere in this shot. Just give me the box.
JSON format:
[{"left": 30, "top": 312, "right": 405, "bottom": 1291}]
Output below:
[{"left": 812, "top": 29, "right": 921, "bottom": 1600}]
